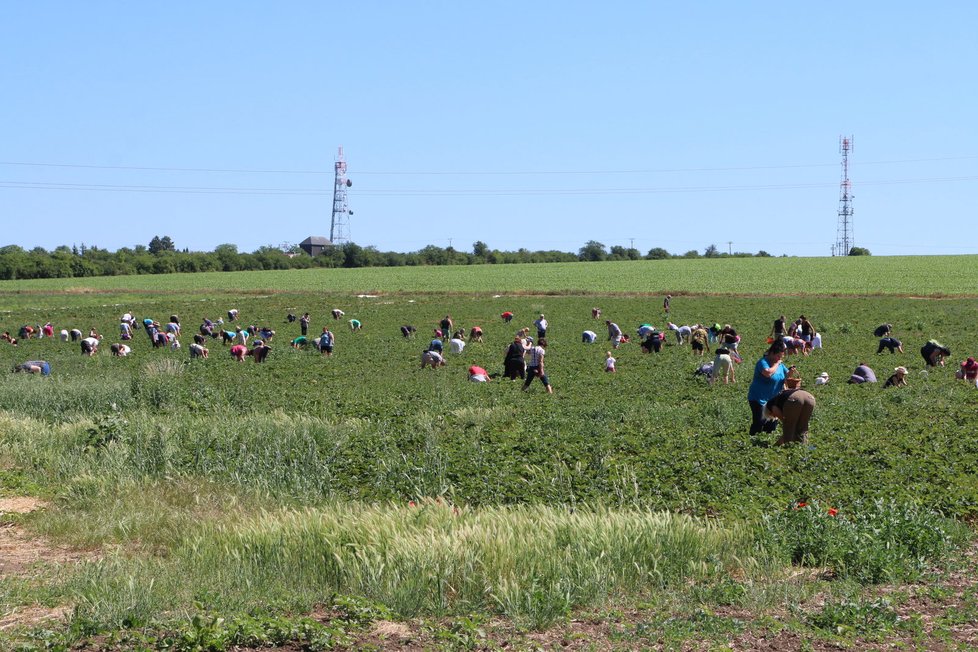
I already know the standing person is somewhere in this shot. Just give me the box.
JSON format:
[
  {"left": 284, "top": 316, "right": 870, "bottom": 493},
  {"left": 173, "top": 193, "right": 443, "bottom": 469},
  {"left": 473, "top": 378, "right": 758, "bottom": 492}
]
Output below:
[
  {"left": 771, "top": 315, "right": 787, "bottom": 340},
  {"left": 606, "top": 320, "right": 623, "bottom": 349},
  {"left": 317, "top": 327, "right": 334, "bottom": 356},
  {"left": 604, "top": 351, "right": 616, "bottom": 373},
  {"left": 764, "top": 388, "right": 817, "bottom": 445},
  {"left": 439, "top": 315, "right": 454, "bottom": 341},
  {"left": 503, "top": 336, "right": 530, "bottom": 380},
  {"left": 299, "top": 313, "right": 310, "bottom": 337},
  {"left": 921, "top": 340, "right": 950, "bottom": 367},
  {"left": 747, "top": 341, "right": 788, "bottom": 435},
  {"left": 663, "top": 295, "right": 671, "bottom": 314},
  {"left": 799, "top": 315, "right": 816, "bottom": 343},
  {"left": 534, "top": 314, "right": 548, "bottom": 340},
  {"left": 709, "top": 347, "right": 735, "bottom": 385},
  {"left": 522, "top": 337, "right": 553, "bottom": 394},
  {"left": 592, "top": 307, "right": 602, "bottom": 319}
]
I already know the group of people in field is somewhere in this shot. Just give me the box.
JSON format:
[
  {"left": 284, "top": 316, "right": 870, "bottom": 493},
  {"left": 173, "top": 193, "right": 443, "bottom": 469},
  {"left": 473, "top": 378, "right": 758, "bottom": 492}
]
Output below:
[{"left": 8, "top": 297, "right": 973, "bottom": 446}]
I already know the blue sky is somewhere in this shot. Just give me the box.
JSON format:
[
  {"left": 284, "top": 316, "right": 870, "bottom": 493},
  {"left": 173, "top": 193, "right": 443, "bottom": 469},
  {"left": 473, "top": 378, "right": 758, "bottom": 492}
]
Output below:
[{"left": 3, "top": 2, "right": 976, "bottom": 257}]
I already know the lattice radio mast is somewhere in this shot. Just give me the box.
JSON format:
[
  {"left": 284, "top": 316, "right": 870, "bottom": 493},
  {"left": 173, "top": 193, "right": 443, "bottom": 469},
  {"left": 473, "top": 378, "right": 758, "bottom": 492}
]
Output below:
[
  {"left": 330, "top": 146, "right": 353, "bottom": 244},
  {"left": 835, "top": 136, "right": 854, "bottom": 256}
]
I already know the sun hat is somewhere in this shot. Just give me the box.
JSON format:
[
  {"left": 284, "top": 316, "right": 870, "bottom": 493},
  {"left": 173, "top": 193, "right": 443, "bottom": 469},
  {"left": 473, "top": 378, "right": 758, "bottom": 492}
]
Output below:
[{"left": 894, "top": 366, "right": 907, "bottom": 374}]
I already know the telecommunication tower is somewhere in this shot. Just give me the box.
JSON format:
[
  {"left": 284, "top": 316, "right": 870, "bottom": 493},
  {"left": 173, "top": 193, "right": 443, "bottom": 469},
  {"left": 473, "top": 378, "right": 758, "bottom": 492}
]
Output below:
[
  {"left": 329, "top": 146, "right": 353, "bottom": 244},
  {"left": 835, "top": 136, "right": 854, "bottom": 256}
]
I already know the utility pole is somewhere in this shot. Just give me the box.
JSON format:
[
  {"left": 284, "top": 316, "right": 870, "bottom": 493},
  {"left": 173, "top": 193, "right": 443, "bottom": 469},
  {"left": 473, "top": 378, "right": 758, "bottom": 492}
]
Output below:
[
  {"left": 727, "top": 241, "right": 732, "bottom": 255},
  {"left": 329, "top": 146, "right": 352, "bottom": 244},
  {"left": 835, "top": 136, "right": 854, "bottom": 256}
]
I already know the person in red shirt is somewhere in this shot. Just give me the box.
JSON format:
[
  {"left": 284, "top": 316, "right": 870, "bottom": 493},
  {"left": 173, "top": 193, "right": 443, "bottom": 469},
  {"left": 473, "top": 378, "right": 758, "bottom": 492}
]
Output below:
[
  {"left": 230, "top": 344, "right": 248, "bottom": 361},
  {"left": 468, "top": 365, "right": 491, "bottom": 382},
  {"left": 500, "top": 311, "right": 514, "bottom": 323},
  {"left": 958, "top": 357, "right": 978, "bottom": 381}
]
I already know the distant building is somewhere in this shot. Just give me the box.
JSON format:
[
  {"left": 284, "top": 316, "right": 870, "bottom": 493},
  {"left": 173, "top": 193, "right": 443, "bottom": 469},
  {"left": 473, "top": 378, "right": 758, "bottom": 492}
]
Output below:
[{"left": 299, "top": 236, "right": 331, "bottom": 257}]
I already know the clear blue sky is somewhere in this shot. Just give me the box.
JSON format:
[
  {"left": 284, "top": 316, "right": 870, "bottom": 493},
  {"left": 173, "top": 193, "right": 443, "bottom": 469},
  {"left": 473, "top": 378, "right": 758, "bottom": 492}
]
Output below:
[{"left": 3, "top": 3, "right": 976, "bottom": 257}]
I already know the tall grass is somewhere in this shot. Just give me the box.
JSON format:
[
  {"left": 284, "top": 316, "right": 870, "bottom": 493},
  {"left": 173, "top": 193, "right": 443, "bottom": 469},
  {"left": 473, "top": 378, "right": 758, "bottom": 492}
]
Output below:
[{"left": 65, "top": 502, "right": 762, "bottom": 630}]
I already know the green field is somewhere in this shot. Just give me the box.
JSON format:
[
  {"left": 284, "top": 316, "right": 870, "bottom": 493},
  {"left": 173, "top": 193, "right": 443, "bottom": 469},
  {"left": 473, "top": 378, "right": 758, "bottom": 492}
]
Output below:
[
  {"left": 3, "top": 254, "right": 978, "bottom": 299},
  {"left": 2, "top": 259, "right": 977, "bottom": 650}
]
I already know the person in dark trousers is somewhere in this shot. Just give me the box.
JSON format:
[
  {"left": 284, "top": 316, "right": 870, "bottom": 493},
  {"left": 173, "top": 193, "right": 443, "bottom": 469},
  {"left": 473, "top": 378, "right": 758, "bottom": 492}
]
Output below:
[
  {"left": 747, "top": 341, "right": 788, "bottom": 436},
  {"left": 522, "top": 337, "right": 553, "bottom": 394}
]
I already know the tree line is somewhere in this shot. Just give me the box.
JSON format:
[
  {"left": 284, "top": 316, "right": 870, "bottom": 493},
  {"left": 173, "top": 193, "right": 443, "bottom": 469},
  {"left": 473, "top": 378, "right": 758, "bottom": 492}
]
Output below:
[{"left": 0, "top": 238, "right": 788, "bottom": 281}]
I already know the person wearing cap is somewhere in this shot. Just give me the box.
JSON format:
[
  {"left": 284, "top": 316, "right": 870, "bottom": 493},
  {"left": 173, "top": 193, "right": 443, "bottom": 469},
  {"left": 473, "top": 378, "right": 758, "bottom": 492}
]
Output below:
[
  {"left": 534, "top": 314, "right": 548, "bottom": 340},
  {"left": 814, "top": 372, "right": 830, "bottom": 385},
  {"left": 763, "top": 387, "right": 817, "bottom": 445},
  {"left": 958, "top": 357, "right": 978, "bottom": 381},
  {"left": 884, "top": 367, "right": 908, "bottom": 388}
]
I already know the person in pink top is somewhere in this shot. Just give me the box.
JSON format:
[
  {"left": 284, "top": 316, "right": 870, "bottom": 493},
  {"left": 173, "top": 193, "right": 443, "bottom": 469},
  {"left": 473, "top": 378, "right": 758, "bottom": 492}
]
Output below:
[
  {"left": 230, "top": 344, "right": 248, "bottom": 361},
  {"left": 468, "top": 365, "right": 491, "bottom": 382}
]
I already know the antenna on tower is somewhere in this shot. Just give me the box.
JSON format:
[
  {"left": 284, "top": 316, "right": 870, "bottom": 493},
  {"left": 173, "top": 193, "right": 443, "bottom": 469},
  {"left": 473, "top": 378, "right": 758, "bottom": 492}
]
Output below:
[
  {"left": 835, "top": 136, "right": 854, "bottom": 256},
  {"left": 329, "top": 146, "right": 352, "bottom": 244}
]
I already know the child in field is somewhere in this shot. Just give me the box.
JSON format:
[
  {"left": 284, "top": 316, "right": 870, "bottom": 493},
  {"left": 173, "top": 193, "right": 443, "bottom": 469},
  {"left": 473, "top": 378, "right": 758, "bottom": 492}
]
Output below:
[{"left": 605, "top": 351, "right": 616, "bottom": 373}]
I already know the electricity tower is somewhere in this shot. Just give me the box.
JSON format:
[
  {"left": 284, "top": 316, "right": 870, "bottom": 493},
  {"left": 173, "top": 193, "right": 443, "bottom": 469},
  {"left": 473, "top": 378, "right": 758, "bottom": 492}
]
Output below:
[
  {"left": 835, "top": 136, "right": 854, "bottom": 256},
  {"left": 329, "top": 146, "right": 353, "bottom": 244}
]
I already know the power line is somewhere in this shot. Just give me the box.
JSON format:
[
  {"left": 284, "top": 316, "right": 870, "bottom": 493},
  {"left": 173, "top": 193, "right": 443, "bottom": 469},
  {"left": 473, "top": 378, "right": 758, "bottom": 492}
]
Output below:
[
  {"left": 2, "top": 174, "right": 976, "bottom": 198},
  {"left": 0, "top": 154, "right": 976, "bottom": 177}
]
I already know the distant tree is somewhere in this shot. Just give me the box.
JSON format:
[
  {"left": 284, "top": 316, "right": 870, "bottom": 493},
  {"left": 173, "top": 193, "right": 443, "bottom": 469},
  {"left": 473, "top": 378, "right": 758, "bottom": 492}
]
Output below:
[
  {"left": 682, "top": 250, "right": 701, "bottom": 259},
  {"left": 148, "top": 235, "right": 175, "bottom": 255},
  {"left": 646, "top": 247, "right": 671, "bottom": 260},
  {"left": 755, "top": 250, "right": 772, "bottom": 257},
  {"left": 472, "top": 241, "right": 489, "bottom": 258},
  {"left": 848, "top": 246, "right": 871, "bottom": 256},
  {"left": 704, "top": 244, "right": 720, "bottom": 258},
  {"left": 578, "top": 240, "right": 608, "bottom": 262},
  {"left": 609, "top": 245, "right": 641, "bottom": 261}
]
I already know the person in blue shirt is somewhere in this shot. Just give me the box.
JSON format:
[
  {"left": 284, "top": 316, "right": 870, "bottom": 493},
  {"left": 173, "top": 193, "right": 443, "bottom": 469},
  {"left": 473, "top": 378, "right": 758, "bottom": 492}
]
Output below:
[
  {"left": 747, "top": 340, "right": 788, "bottom": 435},
  {"left": 428, "top": 338, "right": 444, "bottom": 353},
  {"left": 317, "top": 328, "right": 334, "bottom": 356},
  {"left": 14, "top": 360, "right": 50, "bottom": 375}
]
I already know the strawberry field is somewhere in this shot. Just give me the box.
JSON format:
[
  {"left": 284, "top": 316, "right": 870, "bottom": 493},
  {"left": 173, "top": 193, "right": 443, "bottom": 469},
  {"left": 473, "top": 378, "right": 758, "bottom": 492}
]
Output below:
[{"left": 2, "top": 264, "right": 977, "bottom": 649}]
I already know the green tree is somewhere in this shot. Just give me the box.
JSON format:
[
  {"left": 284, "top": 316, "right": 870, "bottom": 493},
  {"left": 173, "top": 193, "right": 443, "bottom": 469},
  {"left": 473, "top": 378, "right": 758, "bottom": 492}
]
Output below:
[
  {"left": 148, "top": 235, "right": 175, "bottom": 255},
  {"left": 578, "top": 240, "right": 608, "bottom": 262},
  {"left": 646, "top": 247, "right": 671, "bottom": 260},
  {"left": 848, "top": 246, "right": 871, "bottom": 256},
  {"left": 704, "top": 244, "right": 720, "bottom": 258}
]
